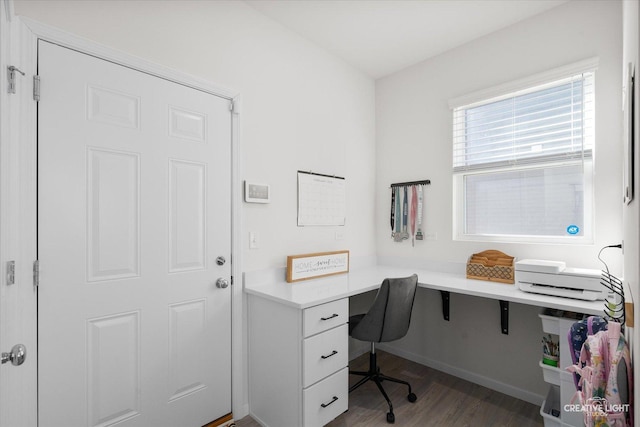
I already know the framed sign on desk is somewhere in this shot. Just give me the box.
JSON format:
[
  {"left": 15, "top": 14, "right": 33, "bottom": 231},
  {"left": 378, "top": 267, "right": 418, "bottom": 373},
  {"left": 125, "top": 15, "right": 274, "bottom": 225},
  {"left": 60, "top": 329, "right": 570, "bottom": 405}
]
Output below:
[{"left": 286, "top": 250, "right": 349, "bottom": 283}]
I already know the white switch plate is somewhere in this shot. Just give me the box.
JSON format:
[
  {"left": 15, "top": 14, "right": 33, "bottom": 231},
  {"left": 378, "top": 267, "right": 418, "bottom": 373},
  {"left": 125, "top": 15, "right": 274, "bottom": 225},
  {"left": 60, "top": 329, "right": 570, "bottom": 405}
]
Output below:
[{"left": 249, "top": 232, "right": 259, "bottom": 249}]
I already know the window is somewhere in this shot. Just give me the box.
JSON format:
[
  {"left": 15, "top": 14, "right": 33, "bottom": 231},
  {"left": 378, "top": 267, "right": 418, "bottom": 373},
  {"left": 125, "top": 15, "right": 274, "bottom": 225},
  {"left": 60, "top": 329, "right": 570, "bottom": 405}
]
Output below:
[{"left": 452, "top": 69, "right": 594, "bottom": 243}]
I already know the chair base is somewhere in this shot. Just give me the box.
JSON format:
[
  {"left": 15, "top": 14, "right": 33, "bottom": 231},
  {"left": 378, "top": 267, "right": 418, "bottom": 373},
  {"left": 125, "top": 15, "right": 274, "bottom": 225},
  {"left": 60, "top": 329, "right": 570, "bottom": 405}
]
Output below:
[{"left": 348, "top": 347, "right": 417, "bottom": 424}]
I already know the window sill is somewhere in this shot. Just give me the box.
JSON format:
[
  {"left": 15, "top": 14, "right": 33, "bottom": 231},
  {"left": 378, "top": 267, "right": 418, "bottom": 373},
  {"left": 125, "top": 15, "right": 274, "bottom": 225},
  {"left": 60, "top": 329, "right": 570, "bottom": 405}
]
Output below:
[{"left": 453, "top": 233, "right": 594, "bottom": 246}]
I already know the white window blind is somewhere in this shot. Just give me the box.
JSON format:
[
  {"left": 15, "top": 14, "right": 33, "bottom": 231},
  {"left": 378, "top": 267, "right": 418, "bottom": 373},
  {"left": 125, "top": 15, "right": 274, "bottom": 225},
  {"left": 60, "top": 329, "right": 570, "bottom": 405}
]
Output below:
[
  {"left": 452, "top": 71, "right": 595, "bottom": 241},
  {"left": 453, "top": 72, "right": 594, "bottom": 172}
]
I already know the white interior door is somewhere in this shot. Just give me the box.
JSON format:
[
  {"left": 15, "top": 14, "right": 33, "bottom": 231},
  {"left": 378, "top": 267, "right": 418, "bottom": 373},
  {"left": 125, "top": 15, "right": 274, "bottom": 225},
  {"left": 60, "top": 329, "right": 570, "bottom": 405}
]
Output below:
[{"left": 37, "top": 40, "right": 232, "bottom": 427}]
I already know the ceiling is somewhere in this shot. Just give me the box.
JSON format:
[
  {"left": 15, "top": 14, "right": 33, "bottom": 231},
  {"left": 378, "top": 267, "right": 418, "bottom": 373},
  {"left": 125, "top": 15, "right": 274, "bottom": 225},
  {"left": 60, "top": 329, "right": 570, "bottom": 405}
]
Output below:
[{"left": 244, "top": 0, "right": 569, "bottom": 79}]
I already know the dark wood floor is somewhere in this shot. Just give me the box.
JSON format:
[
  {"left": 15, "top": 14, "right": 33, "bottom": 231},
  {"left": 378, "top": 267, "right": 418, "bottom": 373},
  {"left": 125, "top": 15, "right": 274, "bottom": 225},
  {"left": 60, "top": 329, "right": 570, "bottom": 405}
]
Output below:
[{"left": 236, "top": 350, "right": 543, "bottom": 427}]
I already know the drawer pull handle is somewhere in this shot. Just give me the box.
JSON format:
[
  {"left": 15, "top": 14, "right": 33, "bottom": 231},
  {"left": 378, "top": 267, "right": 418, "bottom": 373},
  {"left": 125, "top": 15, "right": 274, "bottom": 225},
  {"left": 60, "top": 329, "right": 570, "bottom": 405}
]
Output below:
[
  {"left": 320, "top": 396, "right": 339, "bottom": 408},
  {"left": 320, "top": 313, "right": 339, "bottom": 321},
  {"left": 321, "top": 350, "right": 338, "bottom": 359}
]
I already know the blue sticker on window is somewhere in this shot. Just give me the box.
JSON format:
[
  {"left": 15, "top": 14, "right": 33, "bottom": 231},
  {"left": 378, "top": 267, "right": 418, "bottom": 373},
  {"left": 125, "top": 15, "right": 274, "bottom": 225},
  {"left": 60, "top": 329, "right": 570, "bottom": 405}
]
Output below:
[{"left": 566, "top": 225, "right": 580, "bottom": 235}]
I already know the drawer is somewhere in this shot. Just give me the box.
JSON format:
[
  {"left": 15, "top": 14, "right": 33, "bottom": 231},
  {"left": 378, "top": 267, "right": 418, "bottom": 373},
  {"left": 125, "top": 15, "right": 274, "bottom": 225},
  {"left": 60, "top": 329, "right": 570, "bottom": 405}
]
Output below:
[
  {"left": 303, "top": 367, "right": 348, "bottom": 427},
  {"left": 303, "top": 298, "right": 348, "bottom": 338},
  {"left": 303, "top": 324, "right": 348, "bottom": 387}
]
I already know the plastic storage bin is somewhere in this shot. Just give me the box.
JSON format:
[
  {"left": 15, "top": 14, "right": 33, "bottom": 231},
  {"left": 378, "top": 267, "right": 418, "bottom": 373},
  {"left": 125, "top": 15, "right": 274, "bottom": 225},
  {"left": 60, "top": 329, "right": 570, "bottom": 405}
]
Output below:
[
  {"left": 540, "top": 385, "right": 562, "bottom": 427},
  {"left": 539, "top": 313, "right": 561, "bottom": 335},
  {"left": 539, "top": 360, "right": 561, "bottom": 386}
]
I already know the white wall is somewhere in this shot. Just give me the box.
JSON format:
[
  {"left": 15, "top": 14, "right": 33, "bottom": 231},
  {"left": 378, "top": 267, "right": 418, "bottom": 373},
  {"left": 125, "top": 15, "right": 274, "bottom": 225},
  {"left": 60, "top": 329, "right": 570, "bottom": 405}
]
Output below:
[
  {"left": 13, "top": 0, "right": 377, "bottom": 273},
  {"left": 375, "top": 0, "right": 623, "bottom": 404},
  {"left": 376, "top": 0, "right": 623, "bottom": 274}
]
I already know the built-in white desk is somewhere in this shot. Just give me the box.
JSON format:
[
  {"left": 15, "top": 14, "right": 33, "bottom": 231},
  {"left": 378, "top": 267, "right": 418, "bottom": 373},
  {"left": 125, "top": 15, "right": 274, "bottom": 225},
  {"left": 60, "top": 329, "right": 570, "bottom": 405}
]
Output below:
[
  {"left": 245, "top": 265, "right": 603, "bottom": 316},
  {"left": 244, "top": 265, "right": 604, "bottom": 427}
]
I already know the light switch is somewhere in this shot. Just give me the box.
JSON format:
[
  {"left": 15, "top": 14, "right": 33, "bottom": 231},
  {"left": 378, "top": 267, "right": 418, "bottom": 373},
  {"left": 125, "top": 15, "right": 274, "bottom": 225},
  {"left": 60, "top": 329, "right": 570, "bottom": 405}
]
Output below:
[{"left": 249, "top": 232, "right": 259, "bottom": 249}]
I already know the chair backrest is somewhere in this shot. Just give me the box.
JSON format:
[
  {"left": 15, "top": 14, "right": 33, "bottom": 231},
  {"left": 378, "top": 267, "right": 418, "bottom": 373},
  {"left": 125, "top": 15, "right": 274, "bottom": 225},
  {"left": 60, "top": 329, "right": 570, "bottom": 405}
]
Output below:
[{"left": 350, "top": 274, "right": 418, "bottom": 343}]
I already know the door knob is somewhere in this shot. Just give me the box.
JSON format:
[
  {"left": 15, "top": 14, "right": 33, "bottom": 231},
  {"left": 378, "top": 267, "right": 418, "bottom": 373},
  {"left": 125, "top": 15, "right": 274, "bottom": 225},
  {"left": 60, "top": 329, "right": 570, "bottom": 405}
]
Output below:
[
  {"left": 1, "top": 344, "right": 26, "bottom": 366},
  {"left": 216, "top": 278, "right": 229, "bottom": 289}
]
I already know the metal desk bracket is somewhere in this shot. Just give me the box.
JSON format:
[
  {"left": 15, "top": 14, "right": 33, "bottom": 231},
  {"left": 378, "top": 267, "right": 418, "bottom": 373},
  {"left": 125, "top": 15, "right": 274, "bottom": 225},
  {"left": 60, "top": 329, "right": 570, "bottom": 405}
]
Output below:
[
  {"left": 440, "top": 291, "right": 450, "bottom": 321},
  {"left": 499, "top": 300, "right": 509, "bottom": 334}
]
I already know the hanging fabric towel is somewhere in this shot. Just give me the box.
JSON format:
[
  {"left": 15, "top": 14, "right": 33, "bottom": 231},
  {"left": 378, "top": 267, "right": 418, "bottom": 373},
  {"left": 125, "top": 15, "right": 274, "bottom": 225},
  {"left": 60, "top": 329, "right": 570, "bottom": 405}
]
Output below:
[
  {"left": 394, "top": 187, "right": 403, "bottom": 242},
  {"left": 410, "top": 186, "right": 417, "bottom": 246},
  {"left": 416, "top": 185, "right": 424, "bottom": 240},
  {"left": 401, "top": 186, "right": 409, "bottom": 240},
  {"left": 390, "top": 187, "right": 396, "bottom": 238}
]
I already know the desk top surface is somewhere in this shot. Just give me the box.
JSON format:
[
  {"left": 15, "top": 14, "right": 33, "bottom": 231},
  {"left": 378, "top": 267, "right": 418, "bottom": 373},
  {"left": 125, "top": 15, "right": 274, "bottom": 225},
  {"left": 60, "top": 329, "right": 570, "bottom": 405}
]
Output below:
[{"left": 244, "top": 265, "right": 604, "bottom": 315}]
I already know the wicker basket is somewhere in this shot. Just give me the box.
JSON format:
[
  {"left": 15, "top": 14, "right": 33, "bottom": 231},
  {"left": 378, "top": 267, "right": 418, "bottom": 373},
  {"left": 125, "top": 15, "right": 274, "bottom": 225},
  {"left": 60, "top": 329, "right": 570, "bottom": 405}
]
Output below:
[{"left": 466, "top": 250, "right": 515, "bottom": 284}]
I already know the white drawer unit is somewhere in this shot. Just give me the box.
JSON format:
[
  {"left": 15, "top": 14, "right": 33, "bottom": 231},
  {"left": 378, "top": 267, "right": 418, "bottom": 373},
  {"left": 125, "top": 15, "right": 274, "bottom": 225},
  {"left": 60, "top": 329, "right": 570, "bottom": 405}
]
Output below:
[
  {"left": 303, "top": 367, "right": 348, "bottom": 427},
  {"left": 304, "top": 298, "right": 348, "bottom": 337},
  {"left": 303, "top": 324, "right": 348, "bottom": 387},
  {"left": 248, "top": 295, "right": 349, "bottom": 427},
  {"left": 538, "top": 312, "right": 584, "bottom": 427}
]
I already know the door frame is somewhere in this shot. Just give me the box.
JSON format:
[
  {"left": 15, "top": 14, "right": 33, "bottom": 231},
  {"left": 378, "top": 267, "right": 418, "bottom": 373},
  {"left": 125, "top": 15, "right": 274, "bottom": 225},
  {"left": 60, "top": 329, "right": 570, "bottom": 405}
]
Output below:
[
  {"left": 9, "top": 13, "right": 246, "bottom": 423},
  {"left": 0, "top": 2, "right": 38, "bottom": 426}
]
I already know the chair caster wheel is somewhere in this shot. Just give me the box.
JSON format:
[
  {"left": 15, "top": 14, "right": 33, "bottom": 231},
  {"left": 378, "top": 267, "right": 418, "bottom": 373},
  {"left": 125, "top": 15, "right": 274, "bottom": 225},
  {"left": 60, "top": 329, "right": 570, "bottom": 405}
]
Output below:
[
  {"left": 408, "top": 392, "right": 417, "bottom": 402},
  {"left": 386, "top": 412, "right": 395, "bottom": 423}
]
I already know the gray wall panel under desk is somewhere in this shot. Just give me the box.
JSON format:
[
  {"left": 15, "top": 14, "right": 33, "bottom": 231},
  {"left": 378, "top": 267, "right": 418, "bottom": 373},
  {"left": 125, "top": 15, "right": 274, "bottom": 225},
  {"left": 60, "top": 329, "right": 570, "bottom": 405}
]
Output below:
[{"left": 349, "top": 287, "right": 546, "bottom": 405}]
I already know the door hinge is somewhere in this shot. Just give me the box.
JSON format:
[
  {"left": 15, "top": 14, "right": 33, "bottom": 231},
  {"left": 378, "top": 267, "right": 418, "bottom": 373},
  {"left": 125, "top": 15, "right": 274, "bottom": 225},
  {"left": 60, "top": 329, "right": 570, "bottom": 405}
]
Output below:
[
  {"left": 6, "top": 261, "right": 15, "bottom": 285},
  {"left": 33, "top": 75, "right": 41, "bottom": 102},
  {"left": 7, "top": 66, "right": 25, "bottom": 94},
  {"left": 33, "top": 260, "right": 39, "bottom": 288}
]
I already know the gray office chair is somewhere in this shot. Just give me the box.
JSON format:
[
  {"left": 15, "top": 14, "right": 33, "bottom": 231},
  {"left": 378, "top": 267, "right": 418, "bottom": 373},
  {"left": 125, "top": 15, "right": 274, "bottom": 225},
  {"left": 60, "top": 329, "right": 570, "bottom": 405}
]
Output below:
[{"left": 348, "top": 274, "right": 418, "bottom": 424}]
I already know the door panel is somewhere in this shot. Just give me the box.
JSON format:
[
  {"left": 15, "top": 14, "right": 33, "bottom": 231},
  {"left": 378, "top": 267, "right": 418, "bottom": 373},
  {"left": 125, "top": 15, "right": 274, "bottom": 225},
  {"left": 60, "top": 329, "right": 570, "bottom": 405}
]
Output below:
[
  {"left": 87, "top": 148, "right": 140, "bottom": 281},
  {"left": 87, "top": 311, "right": 141, "bottom": 426},
  {"left": 169, "top": 160, "right": 206, "bottom": 273},
  {"left": 38, "top": 40, "right": 231, "bottom": 427}
]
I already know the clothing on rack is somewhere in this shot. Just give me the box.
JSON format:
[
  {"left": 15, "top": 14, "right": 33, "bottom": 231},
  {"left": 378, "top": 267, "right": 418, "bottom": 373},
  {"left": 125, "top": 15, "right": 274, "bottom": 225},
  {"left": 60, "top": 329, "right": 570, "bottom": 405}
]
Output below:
[{"left": 566, "top": 317, "right": 633, "bottom": 427}]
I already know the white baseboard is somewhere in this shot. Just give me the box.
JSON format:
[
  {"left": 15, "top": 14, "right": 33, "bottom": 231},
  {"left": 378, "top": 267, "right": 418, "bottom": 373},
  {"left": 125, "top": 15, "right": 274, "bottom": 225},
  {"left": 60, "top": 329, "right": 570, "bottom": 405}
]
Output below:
[
  {"left": 234, "top": 403, "right": 250, "bottom": 421},
  {"left": 350, "top": 343, "right": 544, "bottom": 406}
]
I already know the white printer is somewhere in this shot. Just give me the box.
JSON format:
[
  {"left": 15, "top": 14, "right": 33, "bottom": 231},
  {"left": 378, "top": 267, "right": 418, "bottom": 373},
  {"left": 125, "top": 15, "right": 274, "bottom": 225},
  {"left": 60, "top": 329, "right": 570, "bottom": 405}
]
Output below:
[{"left": 515, "top": 259, "right": 607, "bottom": 301}]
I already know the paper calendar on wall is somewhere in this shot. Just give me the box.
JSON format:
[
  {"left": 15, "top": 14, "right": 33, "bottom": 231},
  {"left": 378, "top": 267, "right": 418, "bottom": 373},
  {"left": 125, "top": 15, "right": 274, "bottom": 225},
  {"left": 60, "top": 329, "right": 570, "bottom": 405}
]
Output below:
[{"left": 297, "top": 171, "right": 346, "bottom": 226}]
